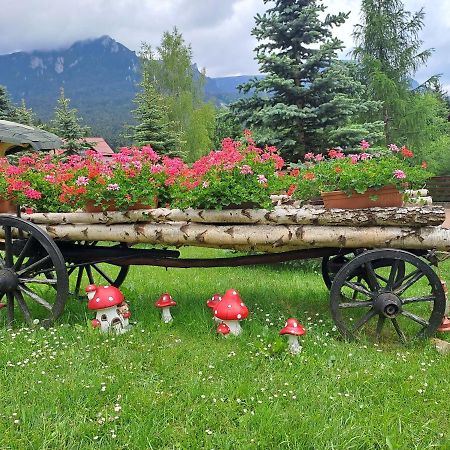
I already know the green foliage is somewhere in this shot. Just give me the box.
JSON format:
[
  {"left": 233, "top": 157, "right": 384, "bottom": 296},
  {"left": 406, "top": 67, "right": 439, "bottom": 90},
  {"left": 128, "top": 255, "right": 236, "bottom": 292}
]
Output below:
[
  {"left": 229, "top": 1, "right": 381, "bottom": 161},
  {"left": 0, "top": 85, "right": 17, "bottom": 121},
  {"left": 139, "top": 28, "right": 215, "bottom": 161},
  {"left": 212, "top": 107, "right": 243, "bottom": 149},
  {"left": 50, "top": 89, "right": 91, "bottom": 153},
  {"left": 128, "top": 72, "right": 183, "bottom": 157},
  {"left": 14, "top": 99, "right": 38, "bottom": 126}
]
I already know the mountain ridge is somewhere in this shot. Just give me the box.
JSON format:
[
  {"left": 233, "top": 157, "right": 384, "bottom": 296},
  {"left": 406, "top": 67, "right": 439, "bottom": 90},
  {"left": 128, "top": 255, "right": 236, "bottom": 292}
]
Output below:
[{"left": 0, "top": 35, "right": 258, "bottom": 146}]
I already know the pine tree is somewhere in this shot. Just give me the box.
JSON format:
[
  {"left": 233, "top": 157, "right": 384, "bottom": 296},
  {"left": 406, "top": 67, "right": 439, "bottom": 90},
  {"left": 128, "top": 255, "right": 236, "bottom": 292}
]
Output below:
[
  {"left": 352, "top": 0, "right": 433, "bottom": 144},
  {"left": 14, "top": 99, "right": 37, "bottom": 126},
  {"left": 229, "top": 0, "right": 381, "bottom": 161},
  {"left": 0, "top": 85, "right": 17, "bottom": 121},
  {"left": 129, "top": 72, "right": 183, "bottom": 157},
  {"left": 51, "top": 89, "right": 90, "bottom": 153}
]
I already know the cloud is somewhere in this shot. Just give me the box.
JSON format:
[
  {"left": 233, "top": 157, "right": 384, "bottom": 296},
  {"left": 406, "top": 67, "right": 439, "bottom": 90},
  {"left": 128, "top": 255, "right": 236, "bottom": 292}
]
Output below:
[{"left": 0, "top": 0, "right": 449, "bottom": 85}]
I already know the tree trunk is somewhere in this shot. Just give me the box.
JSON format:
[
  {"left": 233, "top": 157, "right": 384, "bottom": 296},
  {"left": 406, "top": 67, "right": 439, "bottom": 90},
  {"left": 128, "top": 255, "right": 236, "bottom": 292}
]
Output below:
[
  {"left": 7, "top": 222, "right": 446, "bottom": 253},
  {"left": 20, "top": 205, "right": 446, "bottom": 227}
]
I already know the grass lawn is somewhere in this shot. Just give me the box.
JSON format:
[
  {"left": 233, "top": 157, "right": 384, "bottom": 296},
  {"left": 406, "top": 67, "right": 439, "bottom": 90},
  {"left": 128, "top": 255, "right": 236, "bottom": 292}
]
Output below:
[{"left": 1, "top": 247, "right": 450, "bottom": 449}]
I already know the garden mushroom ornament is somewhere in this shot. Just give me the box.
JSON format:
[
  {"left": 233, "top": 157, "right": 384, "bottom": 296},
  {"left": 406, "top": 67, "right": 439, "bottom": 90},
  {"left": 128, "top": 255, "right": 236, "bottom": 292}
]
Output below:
[
  {"left": 279, "top": 318, "right": 306, "bottom": 354},
  {"left": 86, "top": 285, "right": 131, "bottom": 334},
  {"left": 207, "top": 293, "right": 222, "bottom": 309},
  {"left": 207, "top": 293, "right": 222, "bottom": 322},
  {"left": 213, "top": 289, "right": 248, "bottom": 336},
  {"left": 217, "top": 322, "right": 231, "bottom": 336},
  {"left": 155, "top": 293, "right": 177, "bottom": 323}
]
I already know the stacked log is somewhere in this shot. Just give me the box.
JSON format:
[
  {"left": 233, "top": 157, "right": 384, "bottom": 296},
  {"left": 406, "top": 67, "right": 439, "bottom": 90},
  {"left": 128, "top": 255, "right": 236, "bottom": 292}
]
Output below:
[{"left": 3, "top": 205, "right": 448, "bottom": 252}]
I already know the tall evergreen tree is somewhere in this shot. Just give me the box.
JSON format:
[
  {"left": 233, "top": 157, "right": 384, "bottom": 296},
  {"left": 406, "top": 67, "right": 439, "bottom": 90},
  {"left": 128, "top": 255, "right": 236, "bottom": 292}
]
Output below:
[
  {"left": 14, "top": 99, "right": 37, "bottom": 126},
  {"left": 352, "top": 0, "right": 433, "bottom": 144},
  {"left": 140, "top": 28, "right": 215, "bottom": 161},
  {"left": 129, "top": 72, "right": 182, "bottom": 157},
  {"left": 51, "top": 89, "right": 90, "bottom": 153},
  {"left": 229, "top": 0, "right": 381, "bottom": 161},
  {"left": 0, "top": 85, "right": 17, "bottom": 121}
]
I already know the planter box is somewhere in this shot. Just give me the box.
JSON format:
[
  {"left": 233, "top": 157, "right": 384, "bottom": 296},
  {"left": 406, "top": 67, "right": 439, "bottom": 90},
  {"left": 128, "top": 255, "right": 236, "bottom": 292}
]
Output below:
[
  {"left": 321, "top": 185, "right": 403, "bottom": 209},
  {"left": 0, "top": 199, "right": 16, "bottom": 214},
  {"left": 84, "top": 198, "right": 158, "bottom": 213}
]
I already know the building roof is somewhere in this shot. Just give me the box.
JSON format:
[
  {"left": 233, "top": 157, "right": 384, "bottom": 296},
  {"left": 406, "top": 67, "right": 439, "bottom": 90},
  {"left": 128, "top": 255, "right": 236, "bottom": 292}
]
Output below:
[
  {"left": 83, "top": 137, "right": 114, "bottom": 157},
  {"left": 0, "top": 120, "right": 63, "bottom": 151}
]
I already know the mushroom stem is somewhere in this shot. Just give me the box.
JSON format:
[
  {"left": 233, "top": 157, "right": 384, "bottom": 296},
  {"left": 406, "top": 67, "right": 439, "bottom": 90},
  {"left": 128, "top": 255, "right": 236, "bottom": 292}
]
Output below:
[
  {"left": 161, "top": 307, "right": 173, "bottom": 323},
  {"left": 287, "top": 335, "right": 301, "bottom": 354},
  {"left": 223, "top": 320, "right": 242, "bottom": 336}
]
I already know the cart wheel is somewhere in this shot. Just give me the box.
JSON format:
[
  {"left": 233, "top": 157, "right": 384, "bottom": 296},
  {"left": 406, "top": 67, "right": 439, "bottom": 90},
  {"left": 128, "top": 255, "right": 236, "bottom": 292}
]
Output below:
[
  {"left": 322, "top": 249, "right": 405, "bottom": 290},
  {"left": 0, "top": 216, "right": 69, "bottom": 327},
  {"left": 67, "top": 242, "right": 130, "bottom": 297},
  {"left": 330, "top": 249, "right": 446, "bottom": 342}
]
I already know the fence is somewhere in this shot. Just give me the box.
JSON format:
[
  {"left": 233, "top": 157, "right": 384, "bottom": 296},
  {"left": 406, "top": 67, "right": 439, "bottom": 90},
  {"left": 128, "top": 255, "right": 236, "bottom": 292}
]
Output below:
[{"left": 427, "top": 176, "right": 450, "bottom": 203}]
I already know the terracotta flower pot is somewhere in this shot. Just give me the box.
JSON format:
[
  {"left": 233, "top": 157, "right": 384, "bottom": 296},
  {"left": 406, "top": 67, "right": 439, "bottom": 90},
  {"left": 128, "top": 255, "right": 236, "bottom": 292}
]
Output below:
[
  {"left": 84, "top": 197, "right": 158, "bottom": 213},
  {"left": 321, "top": 185, "right": 403, "bottom": 209},
  {"left": 0, "top": 199, "right": 16, "bottom": 214}
]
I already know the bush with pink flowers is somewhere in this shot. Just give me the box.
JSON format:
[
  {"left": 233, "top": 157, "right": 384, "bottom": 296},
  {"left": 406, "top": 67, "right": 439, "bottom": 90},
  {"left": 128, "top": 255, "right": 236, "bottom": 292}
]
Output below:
[{"left": 285, "top": 142, "right": 432, "bottom": 201}]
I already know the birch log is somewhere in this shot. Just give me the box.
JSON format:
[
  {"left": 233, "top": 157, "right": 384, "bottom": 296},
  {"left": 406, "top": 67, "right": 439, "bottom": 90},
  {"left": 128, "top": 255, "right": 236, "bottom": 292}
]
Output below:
[
  {"left": 14, "top": 222, "right": 448, "bottom": 252},
  {"left": 20, "top": 205, "right": 446, "bottom": 227}
]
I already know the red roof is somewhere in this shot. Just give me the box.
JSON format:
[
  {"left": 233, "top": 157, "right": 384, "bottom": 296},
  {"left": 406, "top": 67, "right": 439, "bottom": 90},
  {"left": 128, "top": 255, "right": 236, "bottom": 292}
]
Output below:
[{"left": 83, "top": 137, "right": 114, "bottom": 157}]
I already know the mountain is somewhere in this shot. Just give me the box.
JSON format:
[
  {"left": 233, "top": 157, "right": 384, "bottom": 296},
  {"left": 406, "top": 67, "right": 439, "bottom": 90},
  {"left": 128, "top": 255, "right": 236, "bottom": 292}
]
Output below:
[{"left": 0, "top": 36, "right": 258, "bottom": 147}]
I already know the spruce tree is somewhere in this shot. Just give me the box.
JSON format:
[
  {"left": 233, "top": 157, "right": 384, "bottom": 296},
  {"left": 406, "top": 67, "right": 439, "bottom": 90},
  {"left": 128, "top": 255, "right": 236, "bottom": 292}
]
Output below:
[
  {"left": 229, "top": 0, "right": 381, "bottom": 161},
  {"left": 51, "top": 89, "right": 90, "bottom": 153},
  {"left": 0, "top": 85, "right": 17, "bottom": 121},
  {"left": 129, "top": 72, "right": 183, "bottom": 157},
  {"left": 352, "top": 0, "right": 433, "bottom": 144},
  {"left": 14, "top": 99, "right": 37, "bottom": 126}
]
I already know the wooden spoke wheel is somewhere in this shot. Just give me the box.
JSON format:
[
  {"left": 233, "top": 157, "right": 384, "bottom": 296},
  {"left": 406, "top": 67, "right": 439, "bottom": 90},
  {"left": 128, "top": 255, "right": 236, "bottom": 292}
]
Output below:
[
  {"left": 322, "top": 249, "right": 405, "bottom": 290},
  {"left": 330, "top": 249, "right": 446, "bottom": 342},
  {"left": 67, "top": 242, "right": 130, "bottom": 297},
  {"left": 0, "top": 216, "right": 69, "bottom": 327}
]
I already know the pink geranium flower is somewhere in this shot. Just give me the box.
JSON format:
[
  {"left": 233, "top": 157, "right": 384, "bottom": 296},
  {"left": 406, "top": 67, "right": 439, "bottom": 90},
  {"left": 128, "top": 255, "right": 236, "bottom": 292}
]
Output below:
[
  {"left": 240, "top": 165, "right": 253, "bottom": 175},
  {"left": 360, "top": 140, "right": 370, "bottom": 150},
  {"left": 257, "top": 174, "right": 267, "bottom": 184},
  {"left": 76, "top": 176, "right": 89, "bottom": 186},
  {"left": 106, "top": 183, "right": 120, "bottom": 191},
  {"left": 393, "top": 169, "right": 406, "bottom": 179}
]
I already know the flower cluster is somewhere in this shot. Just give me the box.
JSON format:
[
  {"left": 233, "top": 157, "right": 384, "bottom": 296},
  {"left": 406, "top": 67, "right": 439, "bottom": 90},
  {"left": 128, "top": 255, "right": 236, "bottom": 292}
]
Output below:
[
  {"left": 0, "top": 133, "right": 286, "bottom": 212},
  {"left": 286, "top": 141, "right": 432, "bottom": 201}
]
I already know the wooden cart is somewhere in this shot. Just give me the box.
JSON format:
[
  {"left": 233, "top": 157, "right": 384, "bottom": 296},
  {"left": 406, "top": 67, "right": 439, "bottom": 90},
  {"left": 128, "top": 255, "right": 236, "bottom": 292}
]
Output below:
[{"left": 1, "top": 205, "right": 450, "bottom": 342}]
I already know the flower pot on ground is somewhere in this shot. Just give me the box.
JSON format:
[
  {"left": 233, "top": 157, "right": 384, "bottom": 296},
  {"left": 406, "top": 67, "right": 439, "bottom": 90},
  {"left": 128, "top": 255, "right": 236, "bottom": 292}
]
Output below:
[{"left": 321, "top": 185, "right": 403, "bottom": 209}]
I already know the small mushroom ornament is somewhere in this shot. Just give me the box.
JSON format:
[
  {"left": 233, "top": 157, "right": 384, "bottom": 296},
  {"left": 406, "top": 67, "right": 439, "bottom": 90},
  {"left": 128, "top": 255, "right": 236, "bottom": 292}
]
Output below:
[
  {"left": 86, "top": 284, "right": 131, "bottom": 334},
  {"left": 279, "top": 318, "right": 306, "bottom": 354},
  {"left": 155, "top": 293, "right": 177, "bottom": 323},
  {"left": 213, "top": 289, "right": 248, "bottom": 336}
]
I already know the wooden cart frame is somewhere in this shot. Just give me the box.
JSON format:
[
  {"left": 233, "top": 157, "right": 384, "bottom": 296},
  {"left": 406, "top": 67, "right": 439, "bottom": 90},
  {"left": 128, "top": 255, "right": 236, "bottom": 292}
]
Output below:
[{"left": 1, "top": 206, "right": 450, "bottom": 343}]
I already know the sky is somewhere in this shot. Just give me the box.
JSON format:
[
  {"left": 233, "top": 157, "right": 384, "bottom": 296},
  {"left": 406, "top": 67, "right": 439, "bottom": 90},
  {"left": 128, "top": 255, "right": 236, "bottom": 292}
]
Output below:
[{"left": 1, "top": 0, "right": 450, "bottom": 89}]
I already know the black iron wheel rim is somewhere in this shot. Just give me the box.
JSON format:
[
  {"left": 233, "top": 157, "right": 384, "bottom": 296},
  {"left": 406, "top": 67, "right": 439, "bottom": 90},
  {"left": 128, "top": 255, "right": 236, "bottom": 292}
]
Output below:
[
  {"left": 67, "top": 241, "right": 130, "bottom": 297},
  {"left": 0, "top": 216, "right": 69, "bottom": 327},
  {"left": 329, "top": 249, "right": 446, "bottom": 343}
]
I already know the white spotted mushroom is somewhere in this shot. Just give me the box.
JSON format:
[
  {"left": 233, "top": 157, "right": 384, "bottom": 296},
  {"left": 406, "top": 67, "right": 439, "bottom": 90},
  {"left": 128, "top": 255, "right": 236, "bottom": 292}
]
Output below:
[{"left": 213, "top": 289, "right": 248, "bottom": 336}]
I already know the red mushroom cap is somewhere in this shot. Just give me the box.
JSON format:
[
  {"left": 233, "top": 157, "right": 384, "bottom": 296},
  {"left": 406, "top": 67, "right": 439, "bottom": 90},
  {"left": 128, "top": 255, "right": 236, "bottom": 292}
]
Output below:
[
  {"left": 85, "top": 284, "right": 97, "bottom": 293},
  {"left": 91, "top": 318, "right": 101, "bottom": 328},
  {"left": 155, "top": 293, "right": 176, "bottom": 308},
  {"left": 213, "top": 289, "right": 248, "bottom": 321},
  {"left": 217, "top": 322, "right": 230, "bottom": 335},
  {"left": 87, "top": 286, "right": 124, "bottom": 310},
  {"left": 207, "top": 293, "right": 222, "bottom": 309},
  {"left": 279, "top": 318, "right": 306, "bottom": 336}
]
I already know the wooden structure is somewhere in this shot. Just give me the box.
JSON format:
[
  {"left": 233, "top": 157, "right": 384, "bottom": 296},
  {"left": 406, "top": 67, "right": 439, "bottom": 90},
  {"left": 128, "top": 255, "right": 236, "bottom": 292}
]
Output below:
[
  {"left": 427, "top": 176, "right": 450, "bottom": 203},
  {"left": 1, "top": 205, "right": 450, "bottom": 343}
]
